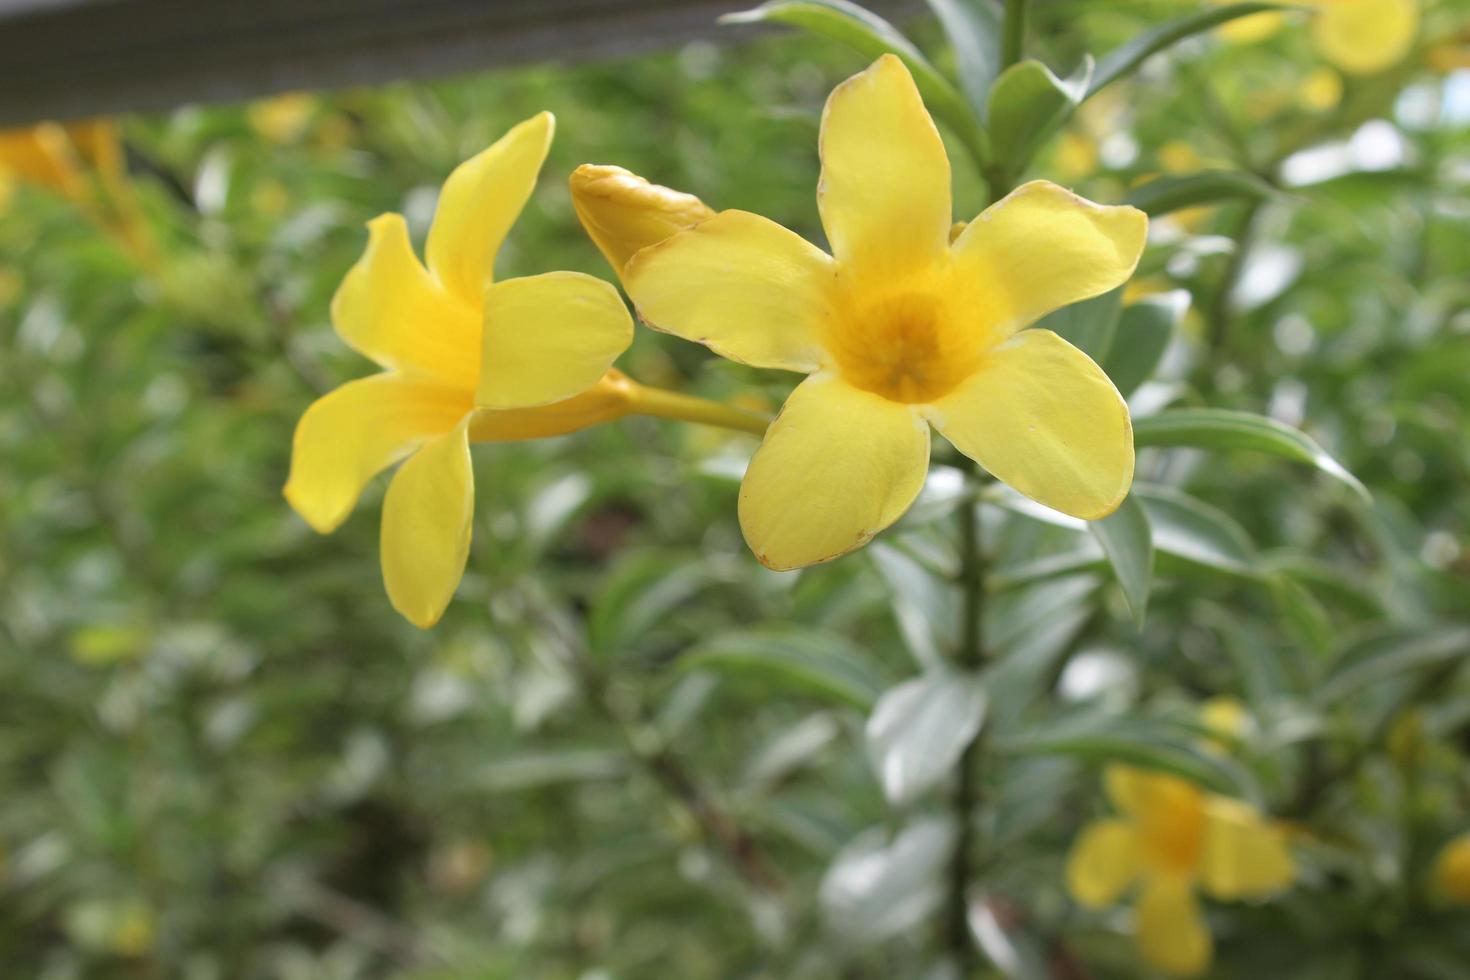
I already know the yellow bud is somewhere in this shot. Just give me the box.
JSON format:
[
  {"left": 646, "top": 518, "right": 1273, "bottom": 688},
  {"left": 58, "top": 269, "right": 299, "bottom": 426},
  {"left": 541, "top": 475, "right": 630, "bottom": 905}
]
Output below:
[
  {"left": 1434, "top": 832, "right": 1470, "bottom": 905},
  {"left": 570, "top": 164, "right": 714, "bottom": 275}
]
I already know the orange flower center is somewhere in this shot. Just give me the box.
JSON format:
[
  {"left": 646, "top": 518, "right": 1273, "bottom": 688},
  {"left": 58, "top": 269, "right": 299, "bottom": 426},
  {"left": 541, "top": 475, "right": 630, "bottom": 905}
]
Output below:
[
  {"left": 1138, "top": 786, "right": 1206, "bottom": 876},
  {"left": 825, "top": 285, "right": 988, "bottom": 404}
]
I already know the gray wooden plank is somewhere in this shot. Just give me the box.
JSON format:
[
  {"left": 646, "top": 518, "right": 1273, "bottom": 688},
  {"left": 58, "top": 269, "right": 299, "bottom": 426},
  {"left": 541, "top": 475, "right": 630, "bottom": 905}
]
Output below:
[{"left": 0, "top": 0, "right": 907, "bottom": 127}]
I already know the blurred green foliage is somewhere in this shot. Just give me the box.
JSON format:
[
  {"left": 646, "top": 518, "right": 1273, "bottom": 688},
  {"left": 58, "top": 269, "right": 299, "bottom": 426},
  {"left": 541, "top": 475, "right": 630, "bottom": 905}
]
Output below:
[{"left": 1, "top": 2, "right": 1469, "bottom": 977}]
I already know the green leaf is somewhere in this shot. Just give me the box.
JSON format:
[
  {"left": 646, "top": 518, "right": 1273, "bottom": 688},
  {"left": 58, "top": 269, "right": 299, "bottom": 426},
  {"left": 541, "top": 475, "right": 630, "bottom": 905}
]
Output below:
[
  {"left": 1036, "top": 286, "right": 1122, "bottom": 362},
  {"left": 1134, "top": 484, "right": 1257, "bottom": 578},
  {"left": 1317, "top": 626, "right": 1470, "bottom": 704},
  {"left": 1088, "top": 494, "right": 1154, "bottom": 629},
  {"left": 474, "top": 750, "right": 628, "bottom": 793},
  {"left": 821, "top": 817, "right": 955, "bottom": 943},
  {"left": 1125, "top": 169, "right": 1276, "bottom": 217},
  {"left": 588, "top": 551, "right": 731, "bottom": 656},
  {"left": 866, "top": 669, "right": 987, "bottom": 805},
  {"left": 1103, "top": 295, "right": 1181, "bottom": 398},
  {"left": 992, "top": 717, "right": 1253, "bottom": 798},
  {"left": 924, "top": 0, "right": 1003, "bottom": 115},
  {"left": 1268, "top": 571, "right": 1334, "bottom": 659},
  {"left": 985, "top": 57, "right": 1091, "bottom": 176},
  {"left": 722, "top": 0, "right": 987, "bottom": 162},
  {"left": 680, "top": 627, "right": 889, "bottom": 709},
  {"left": 868, "top": 541, "right": 959, "bottom": 670},
  {"left": 1088, "top": 3, "right": 1293, "bottom": 98},
  {"left": 1133, "top": 408, "right": 1370, "bottom": 502}
]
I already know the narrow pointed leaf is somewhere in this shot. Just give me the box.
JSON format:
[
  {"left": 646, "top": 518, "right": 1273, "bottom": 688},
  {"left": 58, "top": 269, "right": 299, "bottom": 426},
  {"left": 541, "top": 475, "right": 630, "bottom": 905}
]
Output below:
[
  {"left": 1134, "top": 484, "right": 1258, "bottom": 578},
  {"left": 1088, "top": 494, "right": 1154, "bottom": 629},
  {"left": 1038, "top": 286, "right": 1122, "bottom": 362},
  {"left": 1126, "top": 169, "right": 1276, "bottom": 217},
  {"left": 925, "top": 0, "right": 1003, "bottom": 115},
  {"left": 986, "top": 57, "right": 1091, "bottom": 174},
  {"left": 1089, "top": 3, "right": 1293, "bottom": 98},
  {"left": 1133, "top": 408, "right": 1369, "bottom": 501},
  {"left": 722, "top": 0, "right": 987, "bottom": 161},
  {"left": 1103, "top": 296, "right": 1183, "bottom": 398},
  {"left": 681, "top": 628, "right": 888, "bottom": 709}
]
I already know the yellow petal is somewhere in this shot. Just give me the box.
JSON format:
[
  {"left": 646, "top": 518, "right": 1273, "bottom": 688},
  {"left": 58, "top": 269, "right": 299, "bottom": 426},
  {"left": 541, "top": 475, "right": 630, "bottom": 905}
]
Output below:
[
  {"left": 925, "top": 329, "right": 1133, "bottom": 520},
  {"left": 1135, "top": 875, "right": 1212, "bottom": 977},
  {"left": 1105, "top": 766, "right": 1198, "bottom": 819},
  {"left": 1200, "top": 798, "right": 1296, "bottom": 900},
  {"left": 65, "top": 120, "right": 124, "bottom": 187},
  {"left": 1313, "top": 0, "right": 1417, "bottom": 75},
  {"left": 284, "top": 374, "right": 471, "bottom": 534},
  {"left": 818, "top": 54, "right": 951, "bottom": 279},
  {"left": 738, "top": 374, "right": 929, "bottom": 570},
  {"left": 1067, "top": 819, "right": 1142, "bottom": 907},
  {"left": 951, "top": 181, "right": 1147, "bottom": 339},
  {"left": 570, "top": 164, "right": 715, "bottom": 275},
  {"left": 332, "top": 213, "right": 481, "bottom": 387},
  {"left": 381, "top": 417, "right": 475, "bottom": 629},
  {"left": 425, "top": 111, "right": 554, "bottom": 306},
  {"left": 0, "top": 123, "right": 84, "bottom": 197},
  {"left": 624, "top": 209, "right": 833, "bottom": 372},
  {"left": 1433, "top": 832, "right": 1470, "bottom": 904},
  {"left": 477, "top": 271, "right": 632, "bottom": 409}
]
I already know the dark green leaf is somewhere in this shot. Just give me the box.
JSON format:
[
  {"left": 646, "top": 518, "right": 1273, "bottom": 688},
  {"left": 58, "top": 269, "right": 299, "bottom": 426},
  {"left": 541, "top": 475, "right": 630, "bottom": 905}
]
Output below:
[
  {"left": 1134, "top": 484, "right": 1258, "bottom": 577},
  {"left": 680, "top": 627, "right": 889, "bottom": 709},
  {"left": 924, "top": 0, "right": 1003, "bottom": 115},
  {"left": 1103, "top": 296, "right": 1182, "bottom": 397},
  {"left": 1036, "top": 286, "right": 1122, "bottom": 362},
  {"left": 1318, "top": 626, "right": 1470, "bottom": 704},
  {"left": 993, "top": 716, "right": 1254, "bottom": 798},
  {"left": 1125, "top": 169, "right": 1276, "bottom": 217},
  {"left": 985, "top": 57, "right": 1091, "bottom": 175},
  {"left": 1088, "top": 494, "right": 1154, "bottom": 629},
  {"left": 722, "top": 0, "right": 987, "bottom": 162},
  {"left": 588, "top": 551, "right": 731, "bottom": 656},
  {"left": 1133, "top": 408, "right": 1370, "bottom": 501},
  {"left": 1089, "top": 3, "right": 1293, "bottom": 97}
]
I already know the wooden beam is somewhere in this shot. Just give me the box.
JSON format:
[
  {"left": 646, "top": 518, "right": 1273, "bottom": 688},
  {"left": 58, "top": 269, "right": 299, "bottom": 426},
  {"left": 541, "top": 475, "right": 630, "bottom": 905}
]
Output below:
[{"left": 0, "top": 0, "right": 909, "bottom": 127}]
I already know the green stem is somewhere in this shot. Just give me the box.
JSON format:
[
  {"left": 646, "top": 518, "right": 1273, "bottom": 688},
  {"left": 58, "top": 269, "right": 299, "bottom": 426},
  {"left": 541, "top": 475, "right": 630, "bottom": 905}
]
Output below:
[
  {"left": 1002, "top": 0, "right": 1027, "bottom": 69},
  {"left": 946, "top": 457, "right": 988, "bottom": 972},
  {"left": 627, "top": 383, "right": 770, "bottom": 436},
  {"left": 1205, "top": 198, "right": 1261, "bottom": 359}
]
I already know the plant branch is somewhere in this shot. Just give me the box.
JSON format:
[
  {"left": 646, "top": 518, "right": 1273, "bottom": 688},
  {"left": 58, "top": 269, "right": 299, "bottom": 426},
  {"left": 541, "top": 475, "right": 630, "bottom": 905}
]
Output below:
[
  {"left": 946, "top": 456, "right": 988, "bottom": 972},
  {"left": 1002, "top": 0, "right": 1027, "bottom": 70}
]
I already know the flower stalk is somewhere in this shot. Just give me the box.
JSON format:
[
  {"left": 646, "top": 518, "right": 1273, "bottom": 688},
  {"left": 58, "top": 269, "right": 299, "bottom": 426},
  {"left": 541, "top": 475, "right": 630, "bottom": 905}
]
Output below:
[{"left": 624, "top": 379, "right": 770, "bottom": 436}]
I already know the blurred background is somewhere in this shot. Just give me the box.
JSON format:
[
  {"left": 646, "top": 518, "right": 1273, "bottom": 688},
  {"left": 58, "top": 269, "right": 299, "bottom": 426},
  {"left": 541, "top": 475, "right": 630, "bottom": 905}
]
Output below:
[{"left": 1, "top": 1, "right": 1469, "bottom": 977}]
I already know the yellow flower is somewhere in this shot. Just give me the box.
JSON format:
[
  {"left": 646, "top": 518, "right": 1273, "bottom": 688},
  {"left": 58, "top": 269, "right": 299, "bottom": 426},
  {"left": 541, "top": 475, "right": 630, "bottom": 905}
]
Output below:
[
  {"left": 1051, "top": 130, "right": 1100, "bottom": 182},
  {"left": 1434, "top": 832, "right": 1470, "bottom": 904},
  {"left": 1298, "top": 67, "right": 1345, "bottom": 112},
  {"left": 0, "top": 123, "right": 89, "bottom": 202},
  {"left": 1200, "top": 695, "right": 1251, "bottom": 753},
  {"left": 1067, "top": 766, "right": 1296, "bottom": 977},
  {"left": 623, "top": 56, "right": 1144, "bottom": 570},
  {"left": 570, "top": 163, "right": 715, "bottom": 274},
  {"left": 1311, "top": 0, "right": 1417, "bottom": 75},
  {"left": 1213, "top": 0, "right": 1418, "bottom": 75},
  {"left": 284, "top": 113, "right": 634, "bottom": 628},
  {"left": 248, "top": 92, "right": 317, "bottom": 144}
]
